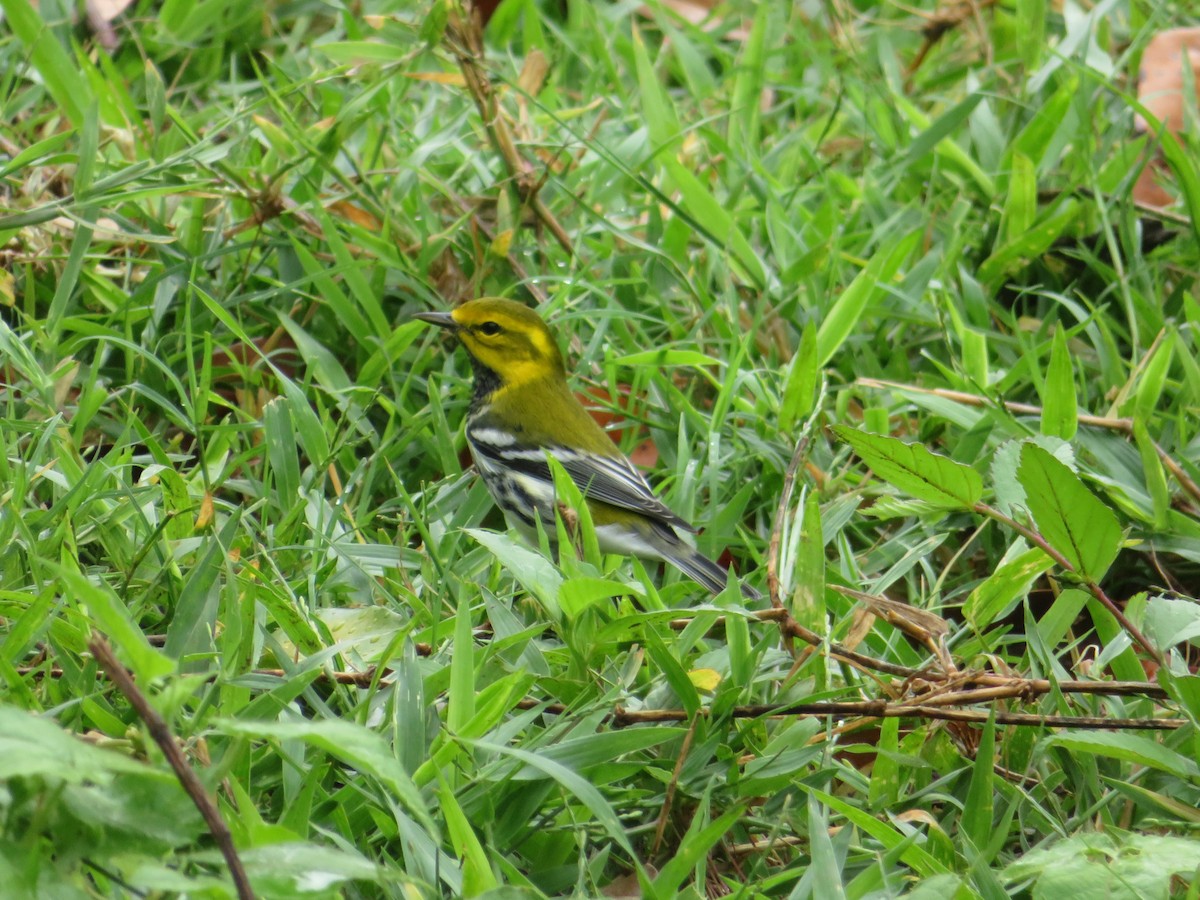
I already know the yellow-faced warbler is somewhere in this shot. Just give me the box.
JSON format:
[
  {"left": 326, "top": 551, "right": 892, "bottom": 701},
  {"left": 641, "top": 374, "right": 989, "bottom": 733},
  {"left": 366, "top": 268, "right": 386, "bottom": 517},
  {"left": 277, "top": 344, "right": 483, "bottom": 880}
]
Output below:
[{"left": 415, "top": 298, "right": 760, "bottom": 600}]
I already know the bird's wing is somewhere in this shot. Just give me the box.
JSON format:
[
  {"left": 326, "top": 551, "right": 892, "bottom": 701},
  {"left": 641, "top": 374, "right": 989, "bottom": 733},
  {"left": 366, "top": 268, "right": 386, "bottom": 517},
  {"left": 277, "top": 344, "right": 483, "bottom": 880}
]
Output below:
[
  {"left": 468, "top": 432, "right": 697, "bottom": 533},
  {"left": 556, "top": 449, "right": 698, "bottom": 533}
]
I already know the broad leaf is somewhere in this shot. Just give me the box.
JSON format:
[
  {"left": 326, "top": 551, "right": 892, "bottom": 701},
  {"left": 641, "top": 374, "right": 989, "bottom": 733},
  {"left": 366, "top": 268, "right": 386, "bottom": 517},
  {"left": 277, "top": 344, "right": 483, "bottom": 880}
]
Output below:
[
  {"left": 836, "top": 427, "right": 983, "bottom": 509},
  {"left": 1017, "top": 443, "right": 1122, "bottom": 581}
]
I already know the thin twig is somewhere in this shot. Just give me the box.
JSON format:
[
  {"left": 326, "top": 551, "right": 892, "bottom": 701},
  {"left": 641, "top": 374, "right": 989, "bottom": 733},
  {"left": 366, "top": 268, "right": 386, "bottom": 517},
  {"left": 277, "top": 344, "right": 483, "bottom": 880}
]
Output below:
[
  {"left": 969, "top": 674, "right": 1167, "bottom": 698},
  {"left": 513, "top": 697, "right": 1181, "bottom": 730},
  {"left": 651, "top": 716, "right": 697, "bottom": 857},
  {"left": 448, "top": 5, "right": 573, "bottom": 256},
  {"left": 666, "top": 607, "right": 928, "bottom": 678},
  {"left": 20, "top": 651, "right": 1170, "bottom": 699},
  {"left": 448, "top": 191, "right": 549, "bottom": 305},
  {"left": 89, "top": 636, "right": 254, "bottom": 900}
]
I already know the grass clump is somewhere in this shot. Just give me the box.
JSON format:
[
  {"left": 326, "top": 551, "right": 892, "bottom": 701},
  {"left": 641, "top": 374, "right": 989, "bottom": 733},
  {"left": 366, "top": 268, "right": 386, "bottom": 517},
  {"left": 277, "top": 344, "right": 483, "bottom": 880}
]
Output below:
[{"left": 1, "top": 0, "right": 1198, "bottom": 897}]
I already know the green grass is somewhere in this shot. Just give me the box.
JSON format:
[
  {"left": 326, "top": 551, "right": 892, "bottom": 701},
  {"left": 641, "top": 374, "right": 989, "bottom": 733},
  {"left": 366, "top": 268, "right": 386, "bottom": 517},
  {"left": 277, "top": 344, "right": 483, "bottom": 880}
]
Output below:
[{"left": 2, "top": 0, "right": 1200, "bottom": 897}]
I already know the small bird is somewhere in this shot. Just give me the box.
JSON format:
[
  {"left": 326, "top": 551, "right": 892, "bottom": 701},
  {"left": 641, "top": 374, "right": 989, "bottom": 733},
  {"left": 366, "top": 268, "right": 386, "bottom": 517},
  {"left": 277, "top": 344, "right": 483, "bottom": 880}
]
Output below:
[{"left": 415, "top": 298, "right": 760, "bottom": 600}]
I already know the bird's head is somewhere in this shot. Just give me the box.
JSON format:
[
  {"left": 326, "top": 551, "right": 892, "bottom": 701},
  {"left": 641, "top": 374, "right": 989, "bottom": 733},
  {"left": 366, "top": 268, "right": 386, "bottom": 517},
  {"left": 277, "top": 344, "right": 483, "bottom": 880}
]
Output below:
[{"left": 414, "top": 298, "right": 566, "bottom": 391}]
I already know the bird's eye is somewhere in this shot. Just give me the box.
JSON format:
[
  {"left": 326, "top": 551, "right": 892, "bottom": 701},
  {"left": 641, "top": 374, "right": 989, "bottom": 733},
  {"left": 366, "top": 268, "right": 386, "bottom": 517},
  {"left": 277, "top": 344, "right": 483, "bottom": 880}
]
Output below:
[{"left": 478, "top": 321, "right": 502, "bottom": 336}]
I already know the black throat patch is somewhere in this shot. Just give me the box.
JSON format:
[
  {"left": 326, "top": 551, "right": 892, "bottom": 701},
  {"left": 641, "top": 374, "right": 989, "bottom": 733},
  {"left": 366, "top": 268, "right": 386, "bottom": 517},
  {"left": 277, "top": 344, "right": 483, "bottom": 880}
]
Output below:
[{"left": 469, "top": 356, "right": 502, "bottom": 413}]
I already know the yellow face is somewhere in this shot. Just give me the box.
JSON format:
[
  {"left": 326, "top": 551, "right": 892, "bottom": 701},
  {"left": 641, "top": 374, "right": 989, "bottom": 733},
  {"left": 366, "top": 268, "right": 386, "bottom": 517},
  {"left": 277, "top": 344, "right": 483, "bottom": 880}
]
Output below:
[{"left": 416, "top": 298, "right": 565, "bottom": 388}]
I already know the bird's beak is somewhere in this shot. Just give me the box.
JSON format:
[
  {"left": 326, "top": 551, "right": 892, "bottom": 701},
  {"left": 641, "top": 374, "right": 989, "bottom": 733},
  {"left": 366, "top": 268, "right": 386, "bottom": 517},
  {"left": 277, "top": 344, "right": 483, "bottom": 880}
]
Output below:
[{"left": 413, "top": 310, "right": 458, "bottom": 330}]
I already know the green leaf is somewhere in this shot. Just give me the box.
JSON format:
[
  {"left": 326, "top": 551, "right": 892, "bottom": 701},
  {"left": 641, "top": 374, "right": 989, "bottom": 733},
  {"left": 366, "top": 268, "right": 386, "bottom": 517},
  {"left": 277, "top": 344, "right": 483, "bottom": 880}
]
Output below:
[
  {"left": 56, "top": 563, "right": 175, "bottom": 683},
  {"left": 1011, "top": 74, "right": 1076, "bottom": 164},
  {"left": 465, "top": 528, "right": 563, "bottom": 617},
  {"left": 165, "top": 513, "right": 241, "bottom": 663},
  {"left": 239, "top": 842, "right": 402, "bottom": 894},
  {"left": 469, "top": 739, "right": 636, "bottom": 858},
  {"left": 901, "top": 92, "right": 986, "bottom": 172},
  {"left": 1002, "top": 151, "right": 1036, "bottom": 242},
  {"left": 964, "top": 545, "right": 1053, "bottom": 628},
  {"left": 319, "top": 40, "right": 412, "bottom": 64},
  {"left": 1134, "top": 329, "right": 1174, "bottom": 423},
  {"left": 263, "top": 397, "right": 301, "bottom": 509},
  {"left": 0, "top": 0, "right": 86, "bottom": 125},
  {"left": 315, "top": 607, "right": 409, "bottom": 664},
  {"left": 867, "top": 717, "right": 900, "bottom": 810},
  {"left": 439, "top": 777, "right": 498, "bottom": 897},
  {"left": 1159, "top": 129, "right": 1200, "bottom": 247},
  {"left": 448, "top": 597, "right": 476, "bottom": 734},
  {"left": 614, "top": 348, "right": 723, "bottom": 369},
  {"left": 558, "top": 576, "right": 631, "bottom": 618},
  {"left": 631, "top": 26, "right": 766, "bottom": 287},
  {"left": 991, "top": 436, "right": 1073, "bottom": 518},
  {"left": 1144, "top": 595, "right": 1200, "bottom": 650},
  {"left": 0, "top": 708, "right": 156, "bottom": 782},
  {"left": 979, "top": 200, "right": 1079, "bottom": 286},
  {"left": 215, "top": 718, "right": 435, "bottom": 832},
  {"left": 1105, "top": 778, "right": 1200, "bottom": 824},
  {"left": 835, "top": 426, "right": 983, "bottom": 508},
  {"left": 1041, "top": 327, "right": 1078, "bottom": 440},
  {"left": 961, "top": 711, "right": 996, "bottom": 855},
  {"left": 510, "top": 728, "right": 686, "bottom": 781},
  {"left": 1133, "top": 419, "right": 1170, "bottom": 529},
  {"left": 1035, "top": 588, "right": 1089, "bottom": 651},
  {"left": 1017, "top": 443, "right": 1122, "bottom": 580},
  {"left": 805, "top": 787, "right": 949, "bottom": 878},
  {"left": 1004, "top": 832, "right": 1200, "bottom": 899},
  {"left": 817, "top": 231, "right": 918, "bottom": 367},
  {"left": 791, "top": 491, "right": 826, "bottom": 637},
  {"left": 807, "top": 791, "right": 848, "bottom": 899},
  {"left": 1162, "top": 673, "right": 1200, "bottom": 725},
  {"left": 780, "top": 322, "right": 819, "bottom": 433},
  {"left": 727, "top": 2, "right": 770, "bottom": 154},
  {"left": 1047, "top": 732, "right": 1199, "bottom": 779}
]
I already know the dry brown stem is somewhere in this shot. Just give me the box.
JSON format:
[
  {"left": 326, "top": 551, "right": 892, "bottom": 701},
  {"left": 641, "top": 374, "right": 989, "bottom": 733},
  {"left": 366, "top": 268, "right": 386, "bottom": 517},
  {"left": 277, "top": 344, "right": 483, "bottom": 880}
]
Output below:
[{"left": 89, "top": 635, "right": 253, "bottom": 900}]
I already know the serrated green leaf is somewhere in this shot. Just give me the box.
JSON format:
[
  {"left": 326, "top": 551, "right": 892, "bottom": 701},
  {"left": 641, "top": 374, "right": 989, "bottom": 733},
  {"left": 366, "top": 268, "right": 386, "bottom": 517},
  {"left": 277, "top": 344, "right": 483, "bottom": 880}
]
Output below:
[
  {"left": 1017, "top": 443, "right": 1122, "bottom": 580},
  {"left": 835, "top": 426, "right": 983, "bottom": 508},
  {"left": 991, "top": 436, "right": 1074, "bottom": 517}
]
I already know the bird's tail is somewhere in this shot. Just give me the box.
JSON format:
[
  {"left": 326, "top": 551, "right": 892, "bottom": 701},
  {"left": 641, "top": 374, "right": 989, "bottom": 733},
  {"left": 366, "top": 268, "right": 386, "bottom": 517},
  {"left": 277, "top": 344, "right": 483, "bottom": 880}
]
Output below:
[{"left": 668, "top": 545, "right": 762, "bottom": 601}]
